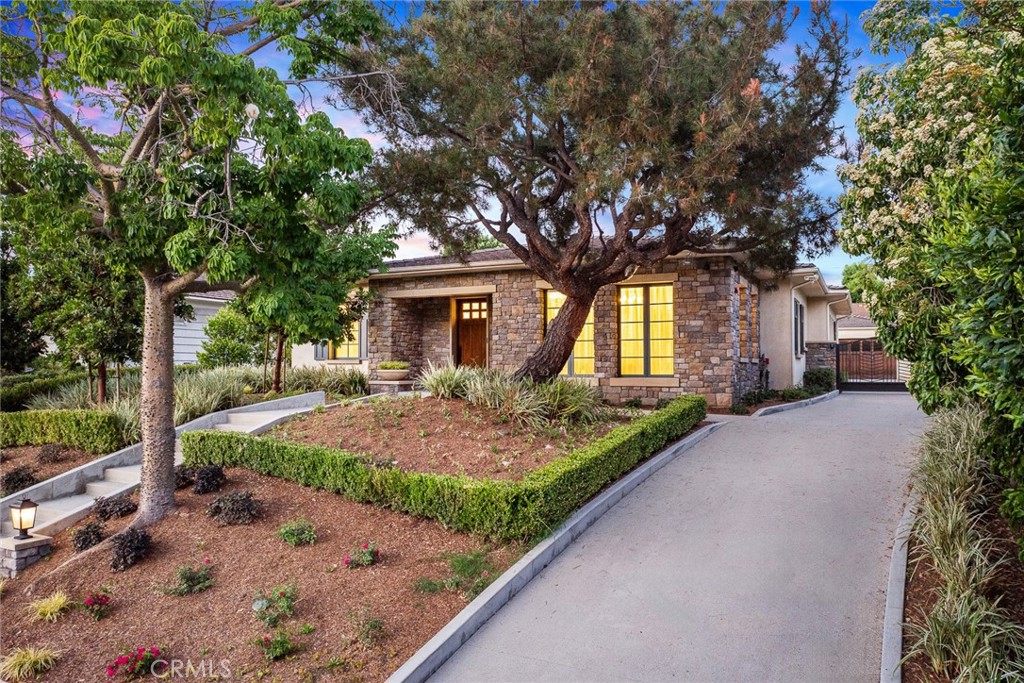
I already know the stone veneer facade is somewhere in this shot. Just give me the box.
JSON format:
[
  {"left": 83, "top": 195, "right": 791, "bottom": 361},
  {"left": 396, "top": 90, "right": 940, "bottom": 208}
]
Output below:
[
  {"left": 804, "top": 341, "right": 837, "bottom": 374},
  {"left": 366, "top": 257, "right": 761, "bottom": 410}
]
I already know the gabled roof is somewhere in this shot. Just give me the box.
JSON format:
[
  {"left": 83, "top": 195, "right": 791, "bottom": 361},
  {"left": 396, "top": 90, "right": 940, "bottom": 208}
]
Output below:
[
  {"left": 838, "top": 302, "right": 875, "bottom": 329},
  {"left": 382, "top": 247, "right": 516, "bottom": 269}
]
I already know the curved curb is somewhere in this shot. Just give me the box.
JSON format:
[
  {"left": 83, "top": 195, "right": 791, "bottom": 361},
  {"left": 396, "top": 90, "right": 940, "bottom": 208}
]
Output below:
[
  {"left": 880, "top": 493, "right": 918, "bottom": 683},
  {"left": 385, "top": 420, "right": 728, "bottom": 683},
  {"left": 751, "top": 389, "right": 840, "bottom": 418}
]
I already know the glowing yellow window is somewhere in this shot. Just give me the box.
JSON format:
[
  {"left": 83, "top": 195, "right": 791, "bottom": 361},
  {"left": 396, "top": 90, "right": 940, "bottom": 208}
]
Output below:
[
  {"left": 329, "top": 320, "right": 361, "bottom": 359},
  {"left": 618, "top": 284, "right": 674, "bottom": 376},
  {"left": 544, "top": 291, "right": 595, "bottom": 376}
]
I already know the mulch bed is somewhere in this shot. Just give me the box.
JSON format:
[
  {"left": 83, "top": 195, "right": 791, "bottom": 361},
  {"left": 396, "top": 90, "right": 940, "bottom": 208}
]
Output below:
[
  {"left": 1, "top": 469, "right": 523, "bottom": 682},
  {"left": 0, "top": 444, "right": 98, "bottom": 488},
  {"left": 902, "top": 502, "right": 1024, "bottom": 682},
  {"left": 273, "top": 397, "right": 621, "bottom": 481}
]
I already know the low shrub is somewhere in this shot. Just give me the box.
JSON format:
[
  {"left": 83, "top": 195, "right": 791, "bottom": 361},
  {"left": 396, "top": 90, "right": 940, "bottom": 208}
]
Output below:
[
  {"left": 208, "top": 491, "right": 262, "bottom": 525},
  {"left": 190, "top": 465, "right": 226, "bottom": 495},
  {"left": 802, "top": 368, "right": 836, "bottom": 393},
  {"left": 344, "top": 542, "right": 379, "bottom": 568},
  {"left": 277, "top": 518, "right": 317, "bottom": 547},
  {"left": 105, "top": 646, "right": 161, "bottom": 680},
  {"left": 82, "top": 589, "right": 112, "bottom": 621},
  {"left": 110, "top": 528, "right": 152, "bottom": 572},
  {"left": 71, "top": 521, "right": 105, "bottom": 553},
  {"left": 740, "top": 387, "right": 778, "bottom": 406},
  {"left": 256, "top": 629, "right": 297, "bottom": 660},
  {"left": 183, "top": 395, "right": 706, "bottom": 540},
  {"left": 36, "top": 443, "right": 67, "bottom": 464},
  {"left": 161, "top": 562, "right": 214, "bottom": 596},
  {"left": 174, "top": 465, "right": 196, "bottom": 490},
  {"left": 780, "top": 386, "right": 812, "bottom": 402},
  {"left": 0, "top": 465, "right": 37, "bottom": 497},
  {"left": 252, "top": 583, "right": 298, "bottom": 627},
  {"left": 94, "top": 494, "right": 138, "bottom": 522},
  {"left": 0, "top": 409, "right": 126, "bottom": 454},
  {"left": 28, "top": 590, "right": 73, "bottom": 622},
  {"left": 0, "top": 647, "right": 61, "bottom": 681},
  {"left": 414, "top": 550, "right": 494, "bottom": 599},
  {"left": 352, "top": 608, "right": 385, "bottom": 647},
  {"left": 378, "top": 361, "right": 410, "bottom": 370}
]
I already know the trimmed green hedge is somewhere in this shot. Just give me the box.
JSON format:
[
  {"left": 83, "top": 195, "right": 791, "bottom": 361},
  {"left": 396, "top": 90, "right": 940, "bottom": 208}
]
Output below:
[
  {"left": 182, "top": 395, "right": 707, "bottom": 539},
  {"left": 0, "top": 410, "right": 127, "bottom": 454}
]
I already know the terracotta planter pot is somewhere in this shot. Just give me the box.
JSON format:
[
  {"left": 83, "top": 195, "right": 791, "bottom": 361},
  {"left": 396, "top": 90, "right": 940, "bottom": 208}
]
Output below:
[{"left": 377, "top": 369, "right": 410, "bottom": 381}]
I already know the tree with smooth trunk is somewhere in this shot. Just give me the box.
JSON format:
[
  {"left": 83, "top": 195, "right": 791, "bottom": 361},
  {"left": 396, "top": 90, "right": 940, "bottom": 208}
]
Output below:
[
  {"left": 333, "top": 0, "right": 852, "bottom": 380},
  {"left": 0, "top": 0, "right": 391, "bottom": 525}
]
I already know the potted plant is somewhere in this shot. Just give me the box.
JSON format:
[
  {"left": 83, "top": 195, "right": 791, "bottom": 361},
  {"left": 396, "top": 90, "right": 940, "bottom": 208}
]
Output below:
[{"left": 377, "top": 361, "right": 411, "bottom": 381}]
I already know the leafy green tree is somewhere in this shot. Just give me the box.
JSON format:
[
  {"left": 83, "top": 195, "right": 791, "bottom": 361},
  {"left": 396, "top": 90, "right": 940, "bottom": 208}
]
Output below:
[
  {"left": 0, "top": 0, "right": 392, "bottom": 525},
  {"left": 335, "top": 0, "right": 851, "bottom": 380},
  {"left": 840, "top": 261, "right": 878, "bottom": 304},
  {"left": 840, "top": 2, "right": 1024, "bottom": 522},
  {"left": 196, "top": 306, "right": 263, "bottom": 369},
  {"left": 0, "top": 233, "right": 45, "bottom": 373}
]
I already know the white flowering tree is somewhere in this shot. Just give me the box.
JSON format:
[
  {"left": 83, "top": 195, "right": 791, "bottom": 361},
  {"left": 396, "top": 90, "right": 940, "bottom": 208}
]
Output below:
[{"left": 839, "top": 0, "right": 1020, "bottom": 408}]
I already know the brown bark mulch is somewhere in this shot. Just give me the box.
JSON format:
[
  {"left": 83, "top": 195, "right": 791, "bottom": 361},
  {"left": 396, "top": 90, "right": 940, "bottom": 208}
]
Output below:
[
  {"left": 0, "top": 469, "right": 524, "bottom": 682},
  {"left": 0, "top": 444, "right": 98, "bottom": 487},
  {"left": 902, "top": 502, "right": 1024, "bottom": 682},
  {"left": 272, "top": 397, "right": 621, "bottom": 481}
]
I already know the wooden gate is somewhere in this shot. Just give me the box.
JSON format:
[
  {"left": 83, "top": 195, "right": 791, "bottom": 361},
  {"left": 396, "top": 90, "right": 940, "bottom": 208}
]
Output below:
[{"left": 836, "top": 339, "right": 908, "bottom": 392}]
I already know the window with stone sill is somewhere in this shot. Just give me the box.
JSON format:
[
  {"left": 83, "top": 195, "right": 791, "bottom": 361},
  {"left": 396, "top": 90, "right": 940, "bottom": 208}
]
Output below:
[{"left": 618, "top": 284, "right": 674, "bottom": 377}]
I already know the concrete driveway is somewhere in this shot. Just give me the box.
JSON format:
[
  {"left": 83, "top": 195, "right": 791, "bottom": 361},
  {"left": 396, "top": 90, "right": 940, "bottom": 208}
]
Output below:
[{"left": 430, "top": 392, "right": 927, "bottom": 683}]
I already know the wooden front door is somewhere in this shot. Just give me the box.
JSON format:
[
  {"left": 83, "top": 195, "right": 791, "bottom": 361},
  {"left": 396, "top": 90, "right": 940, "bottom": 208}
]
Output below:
[{"left": 455, "top": 298, "right": 488, "bottom": 367}]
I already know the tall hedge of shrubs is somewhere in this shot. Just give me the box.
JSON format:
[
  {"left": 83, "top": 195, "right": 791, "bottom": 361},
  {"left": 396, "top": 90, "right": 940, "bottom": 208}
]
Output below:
[
  {"left": 0, "top": 410, "right": 126, "bottom": 454},
  {"left": 183, "top": 395, "right": 706, "bottom": 539}
]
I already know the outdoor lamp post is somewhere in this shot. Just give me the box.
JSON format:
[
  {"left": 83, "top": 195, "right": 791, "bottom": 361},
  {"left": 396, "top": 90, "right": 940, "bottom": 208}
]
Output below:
[{"left": 9, "top": 498, "right": 39, "bottom": 540}]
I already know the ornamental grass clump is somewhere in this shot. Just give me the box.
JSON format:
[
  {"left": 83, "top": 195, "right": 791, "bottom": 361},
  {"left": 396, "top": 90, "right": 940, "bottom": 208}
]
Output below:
[
  {"left": 414, "top": 550, "right": 495, "bottom": 599},
  {"left": 0, "top": 647, "right": 61, "bottom": 681},
  {"left": 28, "top": 590, "right": 73, "bottom": 623}
]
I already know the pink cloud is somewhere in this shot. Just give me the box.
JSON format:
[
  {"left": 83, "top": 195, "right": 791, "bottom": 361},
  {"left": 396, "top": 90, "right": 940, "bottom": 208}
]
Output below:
[{"left": 394, "top": 232, "right": 437, "bottom": 259}]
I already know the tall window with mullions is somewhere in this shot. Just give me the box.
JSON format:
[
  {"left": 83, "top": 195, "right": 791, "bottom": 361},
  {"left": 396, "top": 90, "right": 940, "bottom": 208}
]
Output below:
[
  {"left": 544, "top": 290, "right": 595, "bottom": 376},
  {"left": 619, "top": 284, "right": 674, "bottom": 377}
]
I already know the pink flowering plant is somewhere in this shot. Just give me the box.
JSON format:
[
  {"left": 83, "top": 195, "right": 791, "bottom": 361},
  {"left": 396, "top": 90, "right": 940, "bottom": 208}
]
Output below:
[
  {"left": 105, "top": 646, "right": 161, "bottom": 679},
  {"left": 344, "top": 542, "right": 379, "bottom": 569},
  {"left": 83, "top": 588, "right": 112, "bottom": 621}
]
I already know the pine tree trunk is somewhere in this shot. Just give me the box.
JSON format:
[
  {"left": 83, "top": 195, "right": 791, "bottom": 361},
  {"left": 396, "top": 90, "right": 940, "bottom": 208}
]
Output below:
[
  {"left": 272, "top": 330, "right": 287, "bottom": 393},
  {"left": 514, "top": 291, "right": 595, "bottom": 382},
  {"left": 96, "top": 361, "right": 107, "bottom": 405},
  {"left": 134, "top": 276, "right": 177, "bottom": 526}
]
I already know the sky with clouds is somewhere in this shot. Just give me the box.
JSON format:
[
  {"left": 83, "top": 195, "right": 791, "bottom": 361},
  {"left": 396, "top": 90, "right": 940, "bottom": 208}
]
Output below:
[{"left": 34, "top": 0, "right": 892, "bottom": 287}]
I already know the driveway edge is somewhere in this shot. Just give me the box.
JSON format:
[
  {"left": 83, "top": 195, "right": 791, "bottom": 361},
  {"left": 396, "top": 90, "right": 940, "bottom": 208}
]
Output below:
[
  {"left": 385, "top": 420, "right": 728, "bottom": 683},
  {"left": 751, "top": 389, "right": 839, "bottom": 417},
  {"left": 880, "top": 492, "right": 918, "bottom": 683}
]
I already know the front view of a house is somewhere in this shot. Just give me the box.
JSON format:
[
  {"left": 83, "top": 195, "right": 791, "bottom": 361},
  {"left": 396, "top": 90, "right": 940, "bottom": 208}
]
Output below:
[{"left": 294, "top": 248, "right": 849, "bottom": 410}]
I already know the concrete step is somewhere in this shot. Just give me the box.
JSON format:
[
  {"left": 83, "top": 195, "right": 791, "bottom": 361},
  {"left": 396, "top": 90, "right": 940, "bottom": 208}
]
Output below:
[
  {"left": 104, "top": 464, "right": 142, "bottom": 484},
  {"left": 213, "top": 422, "right": 250, "bottom": 432},
  {"left": 85, "top": 479, "right": 126, "bottom": 497}
]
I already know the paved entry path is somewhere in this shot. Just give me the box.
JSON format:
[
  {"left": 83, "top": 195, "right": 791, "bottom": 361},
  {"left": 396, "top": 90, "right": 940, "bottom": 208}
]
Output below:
[{"left": 431, "top": 393, "right": 928, "bottom": 683}]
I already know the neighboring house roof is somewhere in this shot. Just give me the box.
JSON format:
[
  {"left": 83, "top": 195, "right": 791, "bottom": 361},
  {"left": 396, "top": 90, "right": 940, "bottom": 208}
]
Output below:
[
  {"left": 383, "top": 247, "right": 516, "bottom": 269},
  {"left": 185, "top": 289, "right": 235, "bottom": 302},
  {"left": 838, "top": 302, "right": 875, "bottom": 329}
]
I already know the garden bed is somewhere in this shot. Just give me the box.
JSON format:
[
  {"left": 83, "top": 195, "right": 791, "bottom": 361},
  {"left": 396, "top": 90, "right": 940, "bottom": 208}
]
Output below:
[
  {"left": 274, "top": 396, "right": 623, "bottom": 481},
  {"left": 902, "top": 502, "right": 1024, "bottom": 682},
  {"left": 0, "top": 444, "right": 97, "bottom": 493},
  {"left": 0, "top": 469, "right": 523, "bottom": 682}
]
